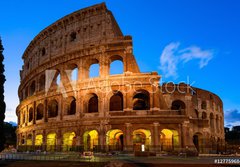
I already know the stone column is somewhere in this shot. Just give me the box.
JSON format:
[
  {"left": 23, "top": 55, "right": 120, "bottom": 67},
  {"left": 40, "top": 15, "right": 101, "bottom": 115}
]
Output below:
[
  {"left": 44, "top": 99, "right": 48, "bottom": 122},
  {"left": 33, "top": 101, "right": 36, "bottom": 124},
  {"left": 153, "top": 122, "right": 160, "bottom": 152},
  {"left": 32, "top": 131, "right": 36, "bottom": 150},
  {"left": 124, "top": 123, "right": 132, "bottom": 152},
  {"left": 57, "top": 129, "right": 62, "bottom": 151}
]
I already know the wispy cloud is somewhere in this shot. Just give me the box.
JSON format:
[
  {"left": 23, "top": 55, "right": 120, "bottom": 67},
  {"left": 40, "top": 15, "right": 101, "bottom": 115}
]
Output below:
[
  {"left": 224, "top": 109, "right": 240, "bottom": 127},
  {"left": 159, "top": 42, "right": 214, "bottom": 78}
]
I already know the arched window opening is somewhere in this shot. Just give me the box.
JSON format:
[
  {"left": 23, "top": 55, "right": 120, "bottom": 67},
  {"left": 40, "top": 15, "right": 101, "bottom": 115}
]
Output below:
[
  {"left": 71, "top": 67, "right": 78, "bottom": 81},
  {"left": 110, "top": 60, "right": 124, "bottom": 75},
  {"left": 39, "top": 74, "right": 45, "bottom": 91},
  {"left": 133, "top": 90, "right": 150, "bottom": 110},
  {"left": 28, "top": 108, "right": 33, "bottom": 122},
  {"left": 202, "top": 112, "right": 207, "bottom": 119},
  {"left": 171, "top": 100, "right": 186, "bottom": 110},
  {"left": 89, "top": 63, "right": 100, "bottom": 78},
  {"left": 47, "top": 133, "right": 56, "bottom": 151},
  {"left": 48, "top": 100, "right": 58, "bottom": 118},
  {"left": 210, "top": 113, "right": 214, "bottom": 131},
  {"left": 201, "top": 101, "right": 207, "bottom": 110},
  {"left": 160, "top": 129, "right": 179, "bottom": 151},
  {"left": 133, "top": 129, "right": 151, "bottom": 152},
  {"left": 36, "top": 103, "right": 44, "bottom": 120},
  {"left": 62, "top": 132, "right": 76, "bottom": 151},
  {"left": 88, "top": 94, "right": 98, "bottom": 113},
  {"left": 67, "top": 97, "right": 76, "bottom": 115},
  {"left": 110, "top": 91, "right": 123, "bottom": 111},
  {"left": 29, "top": 81, "right": 36, "bottom": 96},
  {"left": 25, "top": 86, "right": 28, "bottom": 98},
  {"left": 41, "top": 47, "right": 46, "bottom": 56},
  {"left": 70, "top": 32, "right": 77, "bottom": 42},
  {"left": 56, "top": 73, "right": 61, "bottom": 86}
]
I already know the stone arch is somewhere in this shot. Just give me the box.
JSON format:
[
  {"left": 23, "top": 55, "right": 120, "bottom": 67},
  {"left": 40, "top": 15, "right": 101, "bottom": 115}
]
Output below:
[
  {"left": 210, "top": 113, "right": 214, "bottom": 131},
  {"left": 83, "top": 130, "right": 99, "bottom": 151},
  {"left": 202, "top": 112, "right": 207, "bottom": 119},
  {"left": 65, "top": 64, "right": 78, "bottom": 82},
  {"left": 29, "top": 80, "right": 36, "bottom": 96},
  {"left": 109, "top": 91, "right": 123, "bottom": 111},
  {"left": 193, "top": 132, "right": 203, "bottom": 153},
  {"left": 26, "top": 134, "right": 32, "bottom": 146},
  {"left": 87, "top": 93, "right": 98, "bottom": 113},
  {"left": 66, "top": 96, "right": 76, "bottom": 115},
  {"left": 171, "top": 100, "right": 186, "bottom": 110},
  {"left": 36, "top": 103, "right": 44, "bottom": 120},
  {"left": 216, "top": 115, "right": 219, "bottom": 133},
  {"left": 48, "top": 99, "right": 58, "bottom": 118},
  {"left": 160, "top": 129, "right": 179, "bottom": 151},
  {"left": 69, "top": 31, "right": 77, "bottom": 42},
  {"left": 109, "top": 55, "right": 124, "bottom": 75},
  {"left": 28, "top": 107, "right": 33, "bottom": 122},
  {"left": 201, "top": 100, "right": 207, "bottom": 110},
  {"left": 39, "top": 74, "right": 45, "bottom": 91},
  {"left": 62, "top": 132, "right": 76, "bottom": 151},
  {"left": 88, "top": 58, "right": 100, "bottom": 78},
  {"left": 133, "top": 89, "right": 150, "bottom": 110},
  {"left": 46, "top": 133, "right": 57, "bottom": 151},
  {"left": 35, "top": 134, "right": 43, "bottom": 146},
  {"left": 106, "top": 129, "right": 124, "bottom": 151},
  {"left": 132, "top": 129, "right": 151, "bottom": 151}
]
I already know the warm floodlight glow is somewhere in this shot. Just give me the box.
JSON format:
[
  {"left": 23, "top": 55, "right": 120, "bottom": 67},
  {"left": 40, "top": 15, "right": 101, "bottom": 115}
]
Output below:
[
  {"left": 47, "top": 133, "right": 56, "bottom": 151},
  {"left": 83, "top": 130, "right": 98, "bottom": 151},
  {"left": 63, "top": 132, "right": 76, "bottom": 151},
  {"left": 35, "top": 134, "right": 43, "bottom": 146}
]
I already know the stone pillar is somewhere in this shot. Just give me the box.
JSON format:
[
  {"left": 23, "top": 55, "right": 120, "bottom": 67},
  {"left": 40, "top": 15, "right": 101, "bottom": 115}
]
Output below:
[
  {"left": 42, "top": 130, "right": 47, "bottom": 151},
  {"left": 33, "top": 101, "right": 36, "bottom": 124},
  {"left": 99, "top": 54, "right": 109, "bottom": 78},
  {"left": 57, "top": 129, "right": 62, "bottom": 151},
  {"left": 44, "top": 99, "right": 48, "bottom": 122},
  {"left": 124, "top": 123, "right": 132, "bottom": 152},
  {"left": 32, "top": 131, "right": 36, "bottom": 150},
  {"left": 153, "top": 122, "right": 160, "bottom": 152},
  {"left": 181, "top": 121, "right": 195, "bottom": 151}
]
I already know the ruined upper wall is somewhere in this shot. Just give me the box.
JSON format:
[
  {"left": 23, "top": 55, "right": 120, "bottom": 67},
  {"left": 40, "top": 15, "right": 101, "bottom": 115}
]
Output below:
[{"left": 21, "top": 3, "right": 125, "bottom": 79}]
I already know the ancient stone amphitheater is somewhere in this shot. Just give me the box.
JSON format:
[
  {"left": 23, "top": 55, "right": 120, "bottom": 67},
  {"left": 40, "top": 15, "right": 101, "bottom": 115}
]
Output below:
[{"left": 16, "top": 3, "right": 224, "bottom": 154}]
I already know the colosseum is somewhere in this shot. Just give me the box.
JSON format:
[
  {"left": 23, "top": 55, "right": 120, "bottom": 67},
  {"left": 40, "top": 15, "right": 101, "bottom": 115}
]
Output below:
[{"left": 16, "top": 3, "right": 224, "bottom": 154}]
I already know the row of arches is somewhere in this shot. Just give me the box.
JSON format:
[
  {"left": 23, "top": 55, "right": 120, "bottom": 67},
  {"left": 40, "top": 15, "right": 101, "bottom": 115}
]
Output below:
[
  {"left": 22, "top": 128, "right": 180, "bottom": 152},
  {"left": 21, "top": 56, "right": 125, "bottom": 100},
  {"left": 19, "top": 90, "right": 152, "bottom": 124}
]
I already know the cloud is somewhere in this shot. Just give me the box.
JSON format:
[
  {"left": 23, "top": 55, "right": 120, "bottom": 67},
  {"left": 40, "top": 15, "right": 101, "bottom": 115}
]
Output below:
[
  {"left": 159, "top": 42, "right": 214, "bottom": 78},
  {"left": 224, "top": 109, "right": 240, "bottom": 128}
]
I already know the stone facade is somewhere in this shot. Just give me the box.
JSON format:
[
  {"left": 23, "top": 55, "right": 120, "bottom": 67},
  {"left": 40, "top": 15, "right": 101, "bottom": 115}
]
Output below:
[{"left": 16, "top": 3, "right": 224, "bottom": 153}]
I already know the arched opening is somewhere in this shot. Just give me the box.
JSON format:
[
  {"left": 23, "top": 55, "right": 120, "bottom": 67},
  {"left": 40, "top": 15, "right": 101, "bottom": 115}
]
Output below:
[
  {"left": 193, "top": 133, "right": 203, "bottom": 153},
  {"left": 39, "top": 74, "right": 45, "bottom": 91},
  {"left": 132, "top": 129, "right": 151, "bottom": 152},
  {"left": 70, "top": 32, "right": 77, "bottom": 42},
  {"left": 171, "top": 100, "right": 186, "bottom": 110},
  {"left": 83, "top": 130, "right": 98, "bottom": 151},
  {"left": 36, "top": 103, "right": 44, "bottom": 120},
  {"left": 216, "top": 115, "right": 219, "bottom": 133},
  {"left": 110, "top": 55, "right": 124, "bottom": 75},
  {"left": 133, "top": 90, "right": 150, "bottom": 110},
  {"left": 88, "top": 94, "right": 98, "bottom": 113},
  {"left": 28, "top": 107, "right": 33, "bottom": 122},
  {"left": 88, "top": 59, "right": 99, "bottom": 78},
  {"left": 202, "top": 112, "right": 207, "bottom": 119},
  {"left": 47, "top": 133, "right": 56, "bottom": 151},
  {"left": 62, "top": 132, "right": 76, "bottom": 151},
  {"left": 41, "top": 47, "right": 46, "bottom": 56},
  {"left": 48, "top": 100, "right": 58, "bottom": 118},
  {"left": 29, "top": 81, "right": 36, "bottom": 96},
  {"left": 160, "top": 129, "right": 179, "bottom": 151},
  {"left": 210, "top": 113, "right": 214, "bottom": 131},
  {"left": 71, "top": 67, "right": 78, "bottom": 82},
  {"left": 35, "top": 134, "right": 43, "bottom": 151},
  {"left": 201, "top": 101, "right": 207, "bottom": 110},
  {"left": 109, "top": 91, "right": 123, "bottom": 111},
  {"left": 66, "top": 97, "right": 76, "bottom": 115},
  {"left": 106, "top": 129, "right": 124, "bottom": 151},
  {"left": 35, "top": 134, "right": 43, "bottom": 146},
  {"left": 26, "top": 134, "right": 32, "bottom": 146}
]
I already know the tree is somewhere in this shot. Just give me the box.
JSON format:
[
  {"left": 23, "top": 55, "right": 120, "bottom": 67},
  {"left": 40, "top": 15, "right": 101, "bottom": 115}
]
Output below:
[{"left": 0, "top": 37, "right": 6, "bottom": 151}]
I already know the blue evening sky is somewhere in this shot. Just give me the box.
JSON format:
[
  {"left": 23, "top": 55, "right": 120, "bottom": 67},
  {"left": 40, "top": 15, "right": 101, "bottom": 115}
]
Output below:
[{"left": 0, "top": 0, "right": 240, "bottom": 127}]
